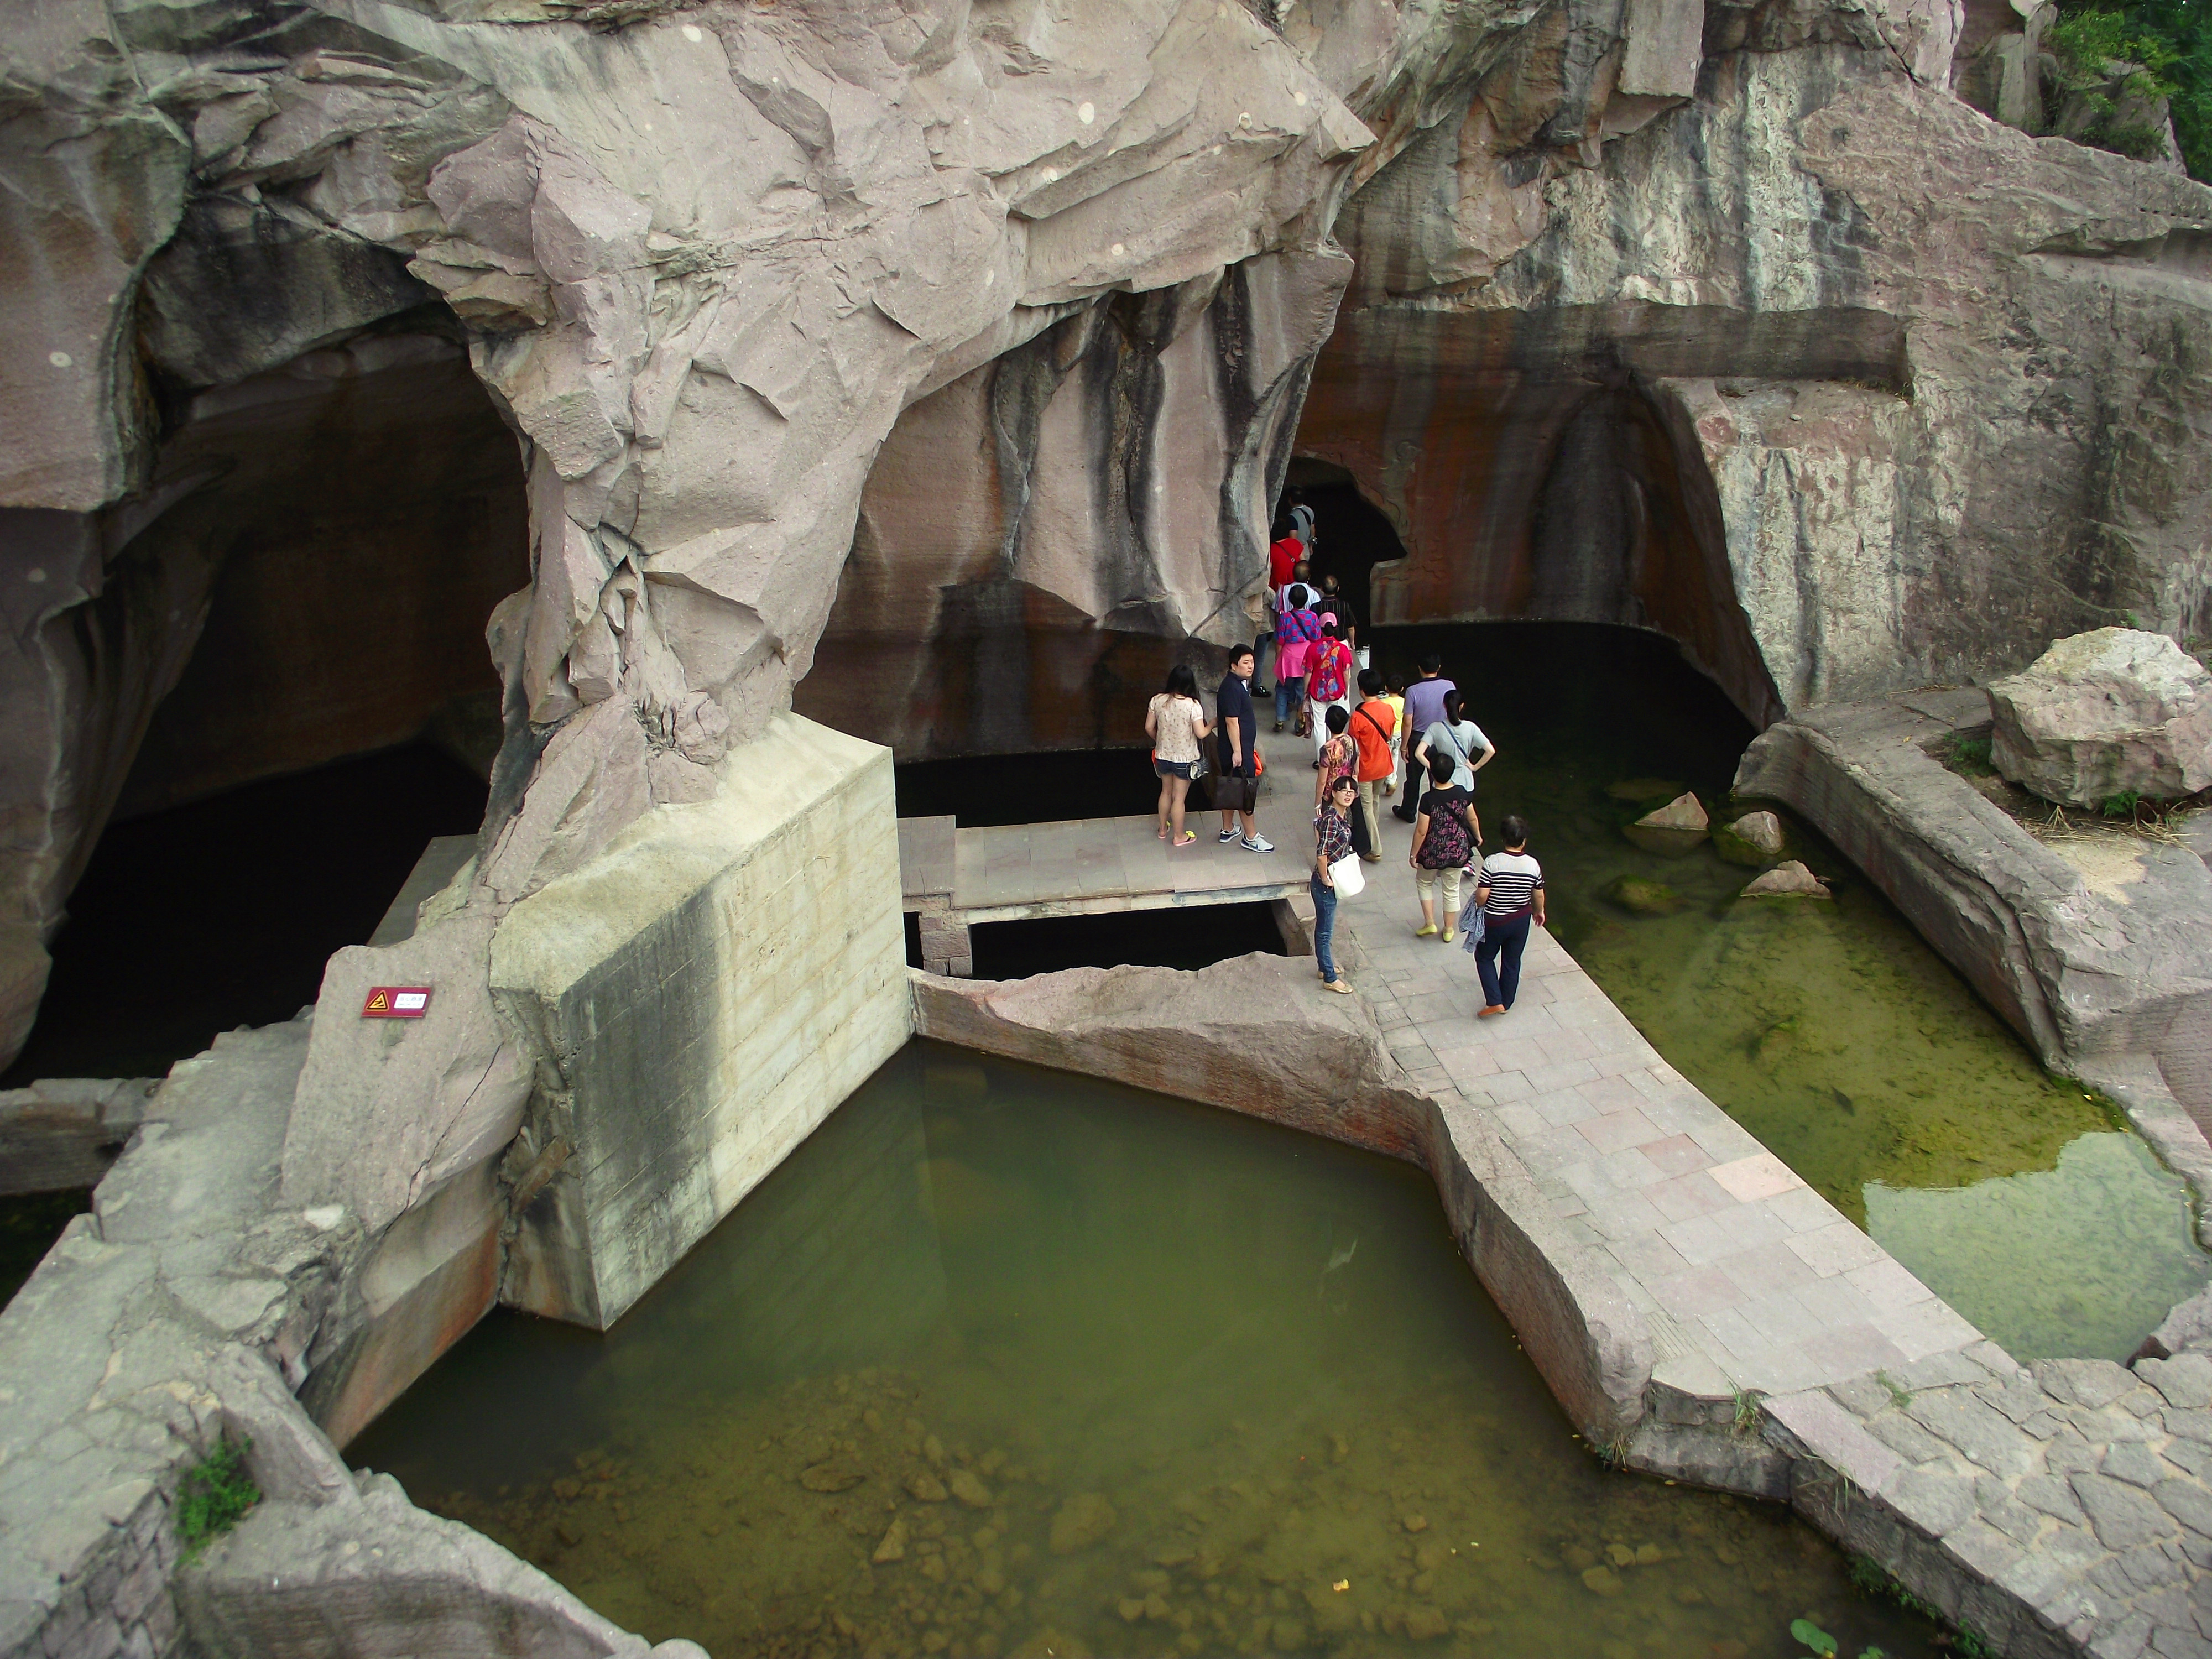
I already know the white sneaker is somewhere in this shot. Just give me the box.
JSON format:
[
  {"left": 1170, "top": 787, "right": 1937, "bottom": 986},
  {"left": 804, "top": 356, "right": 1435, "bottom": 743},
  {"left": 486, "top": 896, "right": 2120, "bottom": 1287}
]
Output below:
[
  {"left": 1218, "top": 828, "right": 1239, "bottom": 844},
  {"left": 1241, "top": 834, "right": 1275, "bottom": 853}
]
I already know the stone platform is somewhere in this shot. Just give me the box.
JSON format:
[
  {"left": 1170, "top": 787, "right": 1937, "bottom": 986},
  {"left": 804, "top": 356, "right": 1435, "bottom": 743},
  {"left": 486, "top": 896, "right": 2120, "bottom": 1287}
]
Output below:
[{"left": 899, "top": 810, "right": 1312, "bottom": 975}]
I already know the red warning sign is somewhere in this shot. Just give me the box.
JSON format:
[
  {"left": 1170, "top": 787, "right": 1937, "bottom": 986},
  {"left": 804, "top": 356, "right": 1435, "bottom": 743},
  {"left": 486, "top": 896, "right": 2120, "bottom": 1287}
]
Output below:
[{"left": 362, "top": 985, "right": 433, "bottom": 1019}]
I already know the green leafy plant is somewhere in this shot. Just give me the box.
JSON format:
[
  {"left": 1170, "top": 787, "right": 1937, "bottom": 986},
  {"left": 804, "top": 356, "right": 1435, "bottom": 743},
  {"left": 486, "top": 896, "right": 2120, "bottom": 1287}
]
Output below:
[
  {"left": 1848, "top": 1556, "right": 1988, "bottom": 1655},
  {"left": 2103, "top": 789, "right": 2143, "bottom": 818},
  {"left": 1946, "top": 732, "right": 1996, "bottom": 775},
  {"left": 1875, "top": 1370, "right": 1914, "bottom": 1410},
  {"left": 176, "top": 1436, "right": 260, "bottom": 1557},
  {"left": 2045, "top": 0, "right": 2212, "bottom": 176},
  {"left": 2047, "top": 7, "right": 2183, "bottom": 157},
  {"left": 1792, "top": 1618, "right": 1840, "bottom": 1656}
]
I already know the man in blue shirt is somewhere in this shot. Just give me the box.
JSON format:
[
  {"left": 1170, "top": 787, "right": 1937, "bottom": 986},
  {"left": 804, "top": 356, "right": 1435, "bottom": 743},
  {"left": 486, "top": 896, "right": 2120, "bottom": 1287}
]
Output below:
[{"left": 1213, "top": 646, "right": 1274, "bottom": 852}]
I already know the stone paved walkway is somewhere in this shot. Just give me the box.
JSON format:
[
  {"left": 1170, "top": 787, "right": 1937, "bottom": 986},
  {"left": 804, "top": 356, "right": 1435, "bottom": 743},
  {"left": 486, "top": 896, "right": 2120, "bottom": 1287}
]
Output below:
[{"left": 1250, "top": 782, "right": 1985, "bottom": 1400}]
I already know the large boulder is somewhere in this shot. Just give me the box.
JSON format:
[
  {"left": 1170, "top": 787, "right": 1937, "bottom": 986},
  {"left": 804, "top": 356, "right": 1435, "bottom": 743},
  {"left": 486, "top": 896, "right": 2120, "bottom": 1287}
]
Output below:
[
  {"left": 910, "top": 953, "right": 1433, "bottom": 1163},
  {"left": 1988, "top": 629, "right": 2212, "bottom": 807}
]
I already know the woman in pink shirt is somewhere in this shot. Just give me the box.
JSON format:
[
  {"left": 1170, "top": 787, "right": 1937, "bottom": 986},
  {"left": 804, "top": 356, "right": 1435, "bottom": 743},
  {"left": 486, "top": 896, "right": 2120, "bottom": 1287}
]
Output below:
[{"left": 1272, "top": 584, "right": 1322, "bottom": 733}]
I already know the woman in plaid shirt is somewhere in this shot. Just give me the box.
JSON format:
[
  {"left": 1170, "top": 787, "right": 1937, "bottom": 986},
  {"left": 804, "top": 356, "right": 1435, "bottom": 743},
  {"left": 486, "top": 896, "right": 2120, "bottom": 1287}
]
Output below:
[{"left": 1311, "top": 772, "right": 1359, "bottom": 995}]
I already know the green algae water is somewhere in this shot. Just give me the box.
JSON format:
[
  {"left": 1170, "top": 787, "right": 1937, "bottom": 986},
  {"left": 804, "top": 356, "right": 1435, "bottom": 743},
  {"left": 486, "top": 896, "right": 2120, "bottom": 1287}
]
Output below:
[
  {"left": 1375, "top": 623, "right": 2207, "bottom": 1362},
  {"left": 352, "top": 1044, "right": 1939, "bottom": 1659}
]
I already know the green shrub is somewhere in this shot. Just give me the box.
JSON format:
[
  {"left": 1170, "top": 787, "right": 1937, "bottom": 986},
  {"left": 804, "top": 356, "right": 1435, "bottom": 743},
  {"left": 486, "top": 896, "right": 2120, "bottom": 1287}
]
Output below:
[
  {"left": 2046, "top": 0, "right": 2211, "bottom": 177},
  {"left": 176, "top": 1437, "right": 260, "bottom": 1556},
  {"left": 2103, "top": 789, "right": 2143, "bottom": 818}
]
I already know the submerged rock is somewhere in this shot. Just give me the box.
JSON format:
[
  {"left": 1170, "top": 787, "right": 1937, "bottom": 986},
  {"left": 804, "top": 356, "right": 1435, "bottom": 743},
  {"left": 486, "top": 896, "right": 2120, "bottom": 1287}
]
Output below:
[
  {"left": 1624, "top": 793, "right": 1710, "bottom": 857},
  {"left": 873, "top": 1517, "right": 909, "bottom": 1563},
  {"left": 1639, "top": 792, "right": 1710, "bottom": 831},
  {"left": 1989, "top": 629, "right": 2212, "bottom": 807},
  {"left": 1713, "top": 812, "right": 1786, "bottom": 866},
  {"left": 1049, "top": 1492, "right": 1119, "bottom": 1554},
  {"left": 1401, "top": 1604, "right": 1450, "bottom": 1640},
  {"left": 1740, "top": 862, "right": 1832, "bottom": 899},
  {"left": 907, "top": 1470, "right": 950, "bottom": 1503},
  {"left": 800, "top": 1461, "right": 865, "bottom": 1493},
  {"left": 1604, "top": 875, "right": 1683, "bottom": 916},
  {"left": 948, "top": 1469, "right": 994, "bottom": 1508}
]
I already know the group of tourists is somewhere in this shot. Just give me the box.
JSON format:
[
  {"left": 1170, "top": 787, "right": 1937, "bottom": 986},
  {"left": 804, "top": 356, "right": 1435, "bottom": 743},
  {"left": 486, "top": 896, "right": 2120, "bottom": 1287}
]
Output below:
[
  {"left": 1300, "top": 649, "right": 1545, "bottom": 1016},
  {"left": 1141, "top": 493, "right": 1547, "bottom": 1022}
]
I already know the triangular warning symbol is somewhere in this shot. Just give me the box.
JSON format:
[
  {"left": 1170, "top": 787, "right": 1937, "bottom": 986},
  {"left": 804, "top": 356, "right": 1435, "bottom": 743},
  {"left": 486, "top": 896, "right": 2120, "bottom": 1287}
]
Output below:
[{"left": 366, "top": 989, "right": 389, "bottom": 1011}]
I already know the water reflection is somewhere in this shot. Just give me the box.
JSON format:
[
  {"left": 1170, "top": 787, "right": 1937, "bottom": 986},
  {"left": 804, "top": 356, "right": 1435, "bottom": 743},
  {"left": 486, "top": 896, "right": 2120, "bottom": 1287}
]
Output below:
[
  {"left": 352, "top": 1045, "right": 1938, "bottom": 1659},
  {"left": 1867, "top": 1133, "right": 2207, "bottom": 1360}
]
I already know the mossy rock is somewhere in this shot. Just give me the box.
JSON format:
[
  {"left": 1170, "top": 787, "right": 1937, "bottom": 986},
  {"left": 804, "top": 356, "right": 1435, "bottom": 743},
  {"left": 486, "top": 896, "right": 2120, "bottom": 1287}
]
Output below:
[
  {"left": 1712, "top": 810, "right": 1786, "bottom": 867},
  {"left": 1712, "top": 827, "right": 1775, "bottom": 867},
  {"left": 1604, "top": 875, "right": 1683, "bottom": 916}
]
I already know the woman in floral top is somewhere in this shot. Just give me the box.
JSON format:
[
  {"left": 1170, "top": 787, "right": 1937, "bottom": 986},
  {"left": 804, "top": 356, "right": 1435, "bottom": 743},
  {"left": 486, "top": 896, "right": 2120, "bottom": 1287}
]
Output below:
[
  {"left": 1313, "top": 703, "right": 1356, "bottom": 797},
  {"left": 1311, "top": 772, "right": 1359, "bottom": 995}
]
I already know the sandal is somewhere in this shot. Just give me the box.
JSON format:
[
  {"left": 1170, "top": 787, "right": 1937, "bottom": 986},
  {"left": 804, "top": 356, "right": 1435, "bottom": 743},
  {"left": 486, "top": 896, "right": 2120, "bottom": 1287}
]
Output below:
[{"left": 1173, "top": 831, "right": 1196, "bottom": 846}]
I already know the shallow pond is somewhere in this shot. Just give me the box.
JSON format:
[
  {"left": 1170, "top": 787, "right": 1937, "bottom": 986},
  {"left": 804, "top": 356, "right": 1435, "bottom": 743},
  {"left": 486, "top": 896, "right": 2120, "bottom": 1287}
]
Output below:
[
  {"left": 1372, "top": 623, "right": 2207, "bottom": 1361},
  {"left": 352, "top": 1044, "right": 1939, "bottom": 1659}
]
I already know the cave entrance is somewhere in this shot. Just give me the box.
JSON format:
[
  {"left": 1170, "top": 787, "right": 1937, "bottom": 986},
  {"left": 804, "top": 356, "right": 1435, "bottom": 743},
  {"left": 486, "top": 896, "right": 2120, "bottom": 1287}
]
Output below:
[
  {"left": 1290, "top": 309, "right": 1804, "bottom": 731},
  {"left": 1280, "top": 458, "right": 1408, "bottom": 645},
  {"left": 2, "top": 321, "right": 528, "bottom": 1087}
]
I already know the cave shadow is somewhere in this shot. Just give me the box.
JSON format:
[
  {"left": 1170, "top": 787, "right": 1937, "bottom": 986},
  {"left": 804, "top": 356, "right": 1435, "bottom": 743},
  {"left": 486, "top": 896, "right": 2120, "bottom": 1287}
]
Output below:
[
  {"left": 1280, "top": 462, "right": 1410, "bottom": 641},
  {"left": 8, "top": 322, "right": 527, "bottom": 1087}
]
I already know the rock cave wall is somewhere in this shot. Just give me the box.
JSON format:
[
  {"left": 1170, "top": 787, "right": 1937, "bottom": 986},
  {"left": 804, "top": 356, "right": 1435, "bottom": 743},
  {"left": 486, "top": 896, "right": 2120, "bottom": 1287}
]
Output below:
[
  {"left": 797, "top": 249, "right": 1350, "bottom": 758},
  {"left": 113, "top": 329, "right": 526, "bottom": 820},
  {"left": 1297, "top": 40, "right": 2212, "bottom": 723}
]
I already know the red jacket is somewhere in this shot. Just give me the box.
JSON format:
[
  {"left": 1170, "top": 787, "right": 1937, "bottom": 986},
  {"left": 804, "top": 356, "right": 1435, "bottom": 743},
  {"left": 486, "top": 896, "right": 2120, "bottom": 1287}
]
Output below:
[{"left": 1268, "top": 536, "right": 1301, "bottom": 590}]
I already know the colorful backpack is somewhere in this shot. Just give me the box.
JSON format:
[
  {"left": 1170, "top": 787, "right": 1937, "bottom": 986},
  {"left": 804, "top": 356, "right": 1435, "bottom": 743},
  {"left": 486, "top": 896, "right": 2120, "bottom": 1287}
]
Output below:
[{"left": 1310, "top": 640, "right": 1350, "bottom": 703}]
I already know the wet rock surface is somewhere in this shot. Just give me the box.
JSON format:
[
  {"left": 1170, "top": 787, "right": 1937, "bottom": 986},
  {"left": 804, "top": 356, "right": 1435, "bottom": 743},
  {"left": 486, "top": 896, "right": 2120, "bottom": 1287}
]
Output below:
[
  {"left": 1623, "top": 792, "right": 1710, "bottom": 857},
  {"left": 1713, "top": 813, "right": 1786, "bottom": 867}
]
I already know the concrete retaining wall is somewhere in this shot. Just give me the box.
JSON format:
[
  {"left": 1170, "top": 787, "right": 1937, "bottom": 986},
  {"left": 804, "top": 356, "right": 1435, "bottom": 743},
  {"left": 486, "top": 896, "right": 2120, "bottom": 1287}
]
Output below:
[{"left": 491, "top": 713, "right": 911, "bottom": 1328}]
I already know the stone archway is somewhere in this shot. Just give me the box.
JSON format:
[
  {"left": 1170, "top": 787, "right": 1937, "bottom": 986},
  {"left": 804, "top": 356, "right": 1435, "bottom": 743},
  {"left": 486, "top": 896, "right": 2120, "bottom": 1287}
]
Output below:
[{"left": 1290, "top": 309, "right": 1791, "bottom": 728}]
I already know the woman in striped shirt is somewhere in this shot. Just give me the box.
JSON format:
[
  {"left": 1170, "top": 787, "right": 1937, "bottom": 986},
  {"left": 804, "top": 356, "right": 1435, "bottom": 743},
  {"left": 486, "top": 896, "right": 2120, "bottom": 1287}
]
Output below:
[{"left": 1473, "top": 815, "right": 1545, "bottom": 1018}]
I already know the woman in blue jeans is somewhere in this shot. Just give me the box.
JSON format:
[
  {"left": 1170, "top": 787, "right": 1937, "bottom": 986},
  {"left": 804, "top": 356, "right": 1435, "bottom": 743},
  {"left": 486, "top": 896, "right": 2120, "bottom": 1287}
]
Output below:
[
  {"left": 1311, "top": 772, "right": 1358, "bottom": 994},
  {"left": 1473, "top": 815, "right": 1546, "bottom": 1016}
]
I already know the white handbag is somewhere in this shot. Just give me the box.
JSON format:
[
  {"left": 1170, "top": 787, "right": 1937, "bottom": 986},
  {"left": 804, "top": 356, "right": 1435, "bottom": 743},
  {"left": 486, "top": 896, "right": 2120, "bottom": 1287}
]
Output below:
[{"left": 1328, "top": 853, "right": 1365, "bottom": 896}]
